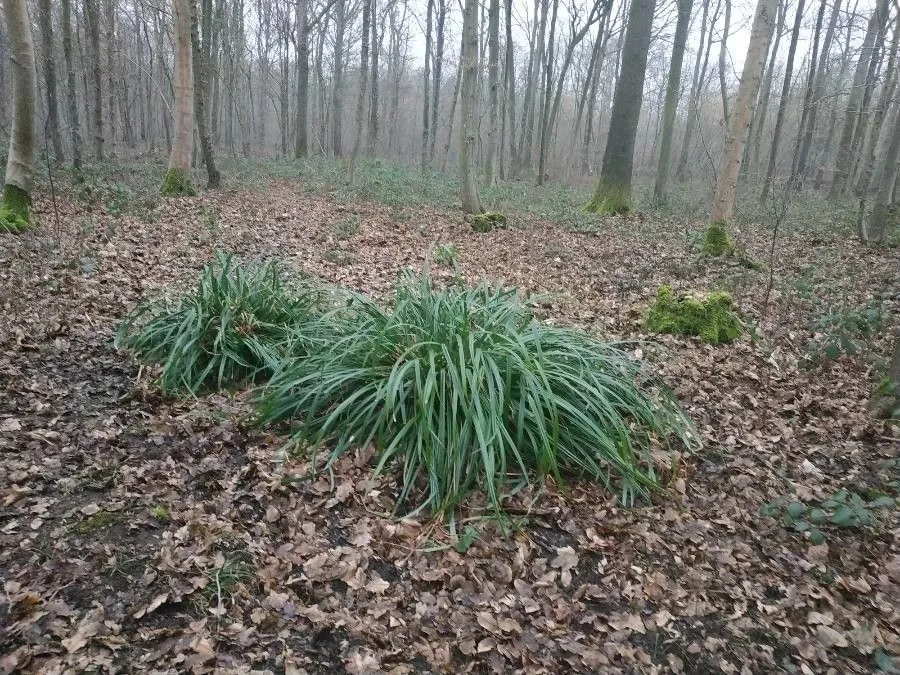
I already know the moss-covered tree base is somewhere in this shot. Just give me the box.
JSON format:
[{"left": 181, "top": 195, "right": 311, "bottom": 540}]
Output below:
[
  {"left": 645, "top": 285, "right": 742, "bottom": 345},
  {"left": 160, "top": 168, "right": 197, "bottom": 197},
  {"left": 586, "top": 181, "right": 632, "bottom": 215},
  {"left": 701, "top": 221, "right": 734, "bottom": 256},
  {"left": 471, "top": 211, "right": 508, "bottom": 233},
  {"left": 0, "top": 184, "right": 32, "bottom": 233}
]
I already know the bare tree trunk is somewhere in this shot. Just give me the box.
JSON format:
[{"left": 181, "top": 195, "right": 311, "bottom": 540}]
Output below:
[
  {"left": 1, "top": 0, "right": 36, "bottom": 230},
  {"left": 653, "top": 0, "right": 692, "bottom": 204},
  {"left": 518, "top": 0, "right": 549, "bottom": 173},
  {"left": 191, "top": 0, "right": 220, "bottom": 187},
  {"left": 459, "top": 0, "right": 482, "bottom": 213},
  {"left": 62, "top": 0, "right": 84, "bottom": 181},
  {"left": 792, "top": 0, "right": 842, "bottom": 184},
  {"left": 85, "top": 0, "right": 105, "bottom": 159},
  {"left": 429, "top": 0, "right": 446, "bottom": 161},
  {"left": 535, "top": 0, "right": 559, "bottom": 186},
  {"left": 350, "top": 0, "right": 372, "bottom": 175},
  {"left": 36, "top": 0, "right": 65, "bottom": 160},
  {"left": 863, "top": 102, "right": 900, "bottom": 244},
  {"left": 830, "top": 0, "right": 890, "bottom": 197},
  {"left": 747, "top": 0, "right": 785, "bottom": 175},
  {"left": 676, "top": 0, "right": 716, "bottom": 181},
  {"left": 708, "top": 0, "right": 776, "bottom": 231},
  {"left": 587, "top": 0, "right": 657, "bottom": 213},
  {"left": 760, "top": 0, "right": 805, "bottom": 201},
  {"left": 332, "top": 0, "right": 346, "bottom": 158},
  {"left": 294, "top": 0, "right": 309, "bottom": 157},
  {"left": 367, "top": 0, "right": 380, "bottom": 156},
  {"left": 502, "top": 0, "right": 518, "bottom": 172},
  {"left": 163, "top": 0, "right": 196, "bottom": 195},
  {"left": 422, "top": 0, "right": 432, "bottom": 169},
  {"left": 104, "top": 0, "right": 117, "bottom": 154},
  {"left": 718, "top": 0, "right": 731, "bottom": 125},
  {"left": 484, "top": 0, "right": 500, "bottom": 185}
]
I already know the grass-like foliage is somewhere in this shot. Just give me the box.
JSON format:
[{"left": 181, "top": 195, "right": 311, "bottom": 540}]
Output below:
[
  {"left": 258, "top": 274, "right": 694, "bottom": 516},
  {"left": 116, "top": 253, "right": 325, "bottom": 394},
  {"left": 646, "top": 285, "right": 742, "bottom": 345}
]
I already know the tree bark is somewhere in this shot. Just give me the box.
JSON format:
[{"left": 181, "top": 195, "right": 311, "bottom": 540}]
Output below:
[
  {"left": 587, "top": 0, "right": 657, "bottom": 213},
  {"left": 718, "top": 0, "right": 732, "bottom": 125},
  {"left": 332, "top": 0, "right": 346, "bottom": 158},
  {"left": 164, "top": 0, "right": 195, "bottom": 194},
  {"left": 708, "top": 0, "right": 776, "bottom": 228},
  {"left": 36, "top": 0, "right": 65, "bottom": 160},
  {"left": 191, "top": 0, "right": 220, "bottom": 187},
  {"left": 367, "top": 1, "right": 380, "bottom": 156},
  {"left": 62, "top": 0, "right": 84, "bottom": 181},
  {"left": 760, "top": 0, "right": 805, "bottom": 201},
  {"left": 653, "top": 0, "right": 692, "bottom": 204},
  {"left": 459, "top": 0, "right": 482, "bottom": 213},
  {"left": 676, "top": 0, "right": 716, "bottom": 181},
  {"left": 863, "top": 102, "right": 900, "bottom": 244},
  {"left": 350, "top": 0, "right": 372, "bottom": 174},
  {"left": 484, "top": 0, "right": 500, "bottom": 185},
  {"left": 830, "top": 0, "right": 891, "bottom": 197},
  {"left": 422, "top": 0, "right": 432, "bottom": 169},
  {"left": 1, "top": 0, "right": 36, "bottom": 230},
  {"left": 85, "top": 0, "right": 105, "bottom": 159}
]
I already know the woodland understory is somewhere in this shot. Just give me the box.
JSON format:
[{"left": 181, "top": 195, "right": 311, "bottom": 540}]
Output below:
[{"left": 0, "top": 160, "right": 898, "bottom": 674}]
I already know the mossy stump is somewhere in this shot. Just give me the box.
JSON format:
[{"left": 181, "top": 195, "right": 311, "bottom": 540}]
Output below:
[
  {"left": 586, "top": 181, "right": 631, "bottom": 215},
  {"left": 160, "top": 168, "right": 197, "bottom": 197},
  {"left": 701, "top": 222, "right": 734, "bottom": 256},
  {"left": 0, "top": 184, "right": 32, "bottom": 233},
  {"left": 471, "top": 211, "right": 507, "bottom": 233},
  {"left": 645, "top": 285, "right": 742, "bottom": 345}
]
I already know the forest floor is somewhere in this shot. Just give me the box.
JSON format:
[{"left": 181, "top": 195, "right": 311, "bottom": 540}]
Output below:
[{"left": 1, "top": 162, "right": 899, "bottom": 674}]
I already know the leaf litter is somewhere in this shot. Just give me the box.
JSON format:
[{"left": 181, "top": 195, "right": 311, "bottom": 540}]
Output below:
[{"left": 1, "top": 179, "right": 898, "bottom": 674}]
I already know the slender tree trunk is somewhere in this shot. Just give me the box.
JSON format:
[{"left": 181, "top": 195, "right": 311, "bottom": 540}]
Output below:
[
  {"left": 163, "top": 0, "right": 195, "bottom": 194},
  {"left": 422, "top": 0, "right": 433, "bottom": 169},
  {"left": 708, "top": 0, "right": 777, "bottom": 230},
  {"left": 484, "top": 0, "right": 500, "bottom": 185},
  {"left": 587, "top": 0, "right": 657, "bottom": 213},
  {"left": 676, "top": 0, "right": 715, "bottom": 181},
  {"left": 535, "top": 0, "right": 559, "bottom": 186},
  {"left": 104, "top": 0, "right": 117, "bottom": 154},
  {"left": 459, "top": 0, "right": 482, "bottom": 213},
  {"left": 653, "top": 0, "right": 692, "bottom": 204},
  {"left": 429, "top": 0, "right": 446, "bottom": 161},
  {"left": 62, "top": 0, "right": 84, "bottom": 181},
  {"left": 294, "top": 0, "right": 309, "bottom": 157},
  {"left": 718, "top": 0, "right": 732, "bottom": 125},
  {"left": 760, "top": 0, "right": 805, "bottom": 201},
  {"left": 85, "top": 0, "right": 105, "bottom": 159},
  {"left": 792, "top": 0, "right": 842, "bottom": 183},
  {"left": 864, "top": 103, "right": 900, "bottom": 244},
  {"left": 518, "top": 0, "right": 549, "bottom": 173},
  {"left": 191, "top": 0, "right": 220, "bottom": 187},
  {"left": 367, "top": 0, "right": 380, "bottom": 156},
  {"left": 503, "top": 0, "right": 518, "bottom": 172},
  {"left": 36, "top": 0, "right": 65, "bottom": 160},
  {"left": 350, "top": 0, "right": 371, "bottom": 175},
  {"left": 747, "top": 0, "right": 785, "bottom": 175},
  {"left": 331, "top": 0, "right": 346, "bottom": 158},
  {"left": 830, "top": 0, "right": 890, "bottom": 197},
  {"left": 1, "top": 0, "right": 37, "bottom": 230}
]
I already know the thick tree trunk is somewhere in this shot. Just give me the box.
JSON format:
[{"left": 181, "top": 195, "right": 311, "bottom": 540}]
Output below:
[
  {"left": 760, "top": 0, "right": 805, "bottom": 201},
  {"left": 163, "top": 0, "right": 196, "bottom": 195},
  {"left": 708, "top": 0, "right": 777, "bottom": 230},
  {"left": 367, "top": 2, "right": 380, "bottom": 156},
  {"left": 36, "top": 0, "right": 65, "bottom": 160},
  {"left": 62, "top": 0, "right": 84, "bottom": 181},
  {"left": 85, "top": 0, "right": 105, "bottom": 159},
  {"left": 294, "top": 0, "right": 309, "bottom": 157},
  {"left": 1, "top": 0, "right": 36, "bottom": 230},
  {"left": 484, "top": 0, "right": 500, "bottom": 185},
  {"left": 653, "top": 0, "right": 692, "bottom": 204},
  {"left": 459, "top": 0, "right": 482, "bottom": 213},
  {"left": 587, "top": 0, "right": 657, "bottom": 214},
  {"left": 191, "top": 0, "right": 220, "bottom": 187}
]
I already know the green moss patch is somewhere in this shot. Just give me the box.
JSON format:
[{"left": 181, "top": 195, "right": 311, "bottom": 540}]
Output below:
[
  {"left": 701, "top": 222, "right": 734, "bottom": 256},
  {"left": 0, "top": 184, "right": 32, "bottom": 232},
  {"left": 160, "top": 168, "right": 197, "bottom": 197},
  {"left": 471, "top": 211, "right": 507, "bottom": 233},
  {"left": 645, "top": 285, "right": 743, "bottom": 345},
  {"left": 586, "top": 181, "right": 631, "bottom": 215}
]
